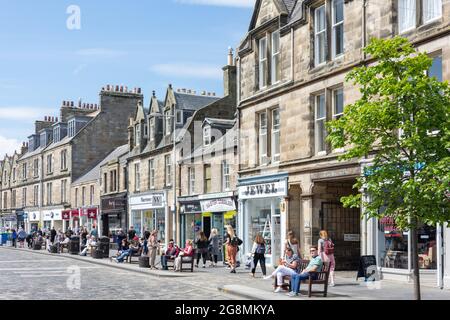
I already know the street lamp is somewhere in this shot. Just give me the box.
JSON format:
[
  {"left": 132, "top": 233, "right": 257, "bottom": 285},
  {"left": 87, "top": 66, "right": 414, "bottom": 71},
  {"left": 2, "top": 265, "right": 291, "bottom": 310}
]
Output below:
[{"left": 149, "top": 110, "right": 177, "bottom": 243}]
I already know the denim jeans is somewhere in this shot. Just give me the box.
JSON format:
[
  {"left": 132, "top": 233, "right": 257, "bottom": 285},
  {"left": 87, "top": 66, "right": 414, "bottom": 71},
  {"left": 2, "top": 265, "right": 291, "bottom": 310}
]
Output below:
[
  {"left": 290, "top": 272, "right": 318, "bottom": 293},
  {"left": 116, "top": 249, "right": 131, "bottom": 262}
]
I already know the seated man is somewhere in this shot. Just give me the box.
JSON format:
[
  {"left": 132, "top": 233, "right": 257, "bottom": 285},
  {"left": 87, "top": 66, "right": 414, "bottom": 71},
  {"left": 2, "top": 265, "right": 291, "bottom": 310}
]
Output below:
[
  {"left": 264, "top": 248, "right": 300, "bottom": 293},
  {"left": 161, "top": 240, "right": 180, "bottom": 270},
  {"left": 80, "top": 236, "right": 97, "bottom": 256},
  {"left": 111, "top": 239, "right": 134, "bottom": 263},
  {"left": 288, "top": 246, "right": 323, "bottom": 297}
]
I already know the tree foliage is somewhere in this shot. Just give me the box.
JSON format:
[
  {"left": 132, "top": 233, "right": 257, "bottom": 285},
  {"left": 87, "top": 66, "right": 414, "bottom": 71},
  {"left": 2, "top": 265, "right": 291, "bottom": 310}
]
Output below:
[{"left": 327, "top": 37, "right": 450, "bottom": 229}]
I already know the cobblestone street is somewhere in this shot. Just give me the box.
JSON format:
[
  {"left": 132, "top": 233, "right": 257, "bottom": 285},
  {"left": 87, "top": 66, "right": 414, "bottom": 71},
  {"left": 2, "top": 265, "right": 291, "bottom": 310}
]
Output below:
[{"left": 0, "top": 248, "right": 236, "bottom": 300}]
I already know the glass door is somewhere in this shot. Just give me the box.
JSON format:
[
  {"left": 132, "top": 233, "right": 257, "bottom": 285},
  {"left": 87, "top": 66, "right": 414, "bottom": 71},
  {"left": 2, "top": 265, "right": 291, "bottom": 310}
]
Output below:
[{"left": 271, "top": 214, "right": 281, "bottom": 266}]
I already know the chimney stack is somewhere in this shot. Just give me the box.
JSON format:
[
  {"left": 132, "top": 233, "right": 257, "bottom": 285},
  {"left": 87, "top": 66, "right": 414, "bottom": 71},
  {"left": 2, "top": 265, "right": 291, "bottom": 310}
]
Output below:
[{"left": 227, "top": 47, "right": 234, "bottom": 66}]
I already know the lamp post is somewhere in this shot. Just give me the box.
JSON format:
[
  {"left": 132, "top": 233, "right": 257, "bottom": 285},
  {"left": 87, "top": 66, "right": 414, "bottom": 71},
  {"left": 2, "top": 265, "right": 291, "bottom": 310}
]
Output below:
[{"left": 150, "top": 110, "right": 177, "bottom": 243}]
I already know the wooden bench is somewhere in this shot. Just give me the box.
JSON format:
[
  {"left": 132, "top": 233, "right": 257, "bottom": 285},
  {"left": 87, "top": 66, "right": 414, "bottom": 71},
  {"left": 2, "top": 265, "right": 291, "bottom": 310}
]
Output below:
[
  {"left": 126, "top": 247, "right": 143, "bottom": 264},
  {"left": 165, "top": 249, "right": 196, "bottom": 272},
  {"left": 274, "top": 260, "right": 331, "bottom": 297}
]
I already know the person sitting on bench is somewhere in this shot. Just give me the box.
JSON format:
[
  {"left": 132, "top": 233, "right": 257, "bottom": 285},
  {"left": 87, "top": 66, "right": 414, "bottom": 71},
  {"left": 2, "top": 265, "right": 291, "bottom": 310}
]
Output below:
[
  {"left": 174, "top": 239, "right": 194, "bottom": 271},
  {"left": 80, "top": 236, "right": 97, "bottom": 256},
  {"left": 111, "top": 239, "right": 131, "bottom": 263},
  {"left": 288, "top": 246, "right": 323, "bottom": 297},
  {"left": 264, "top": 247, "right": 300, "bottom": 293},
  {"left": 161, "top": 239, "right": 179, "bottom": 270}
]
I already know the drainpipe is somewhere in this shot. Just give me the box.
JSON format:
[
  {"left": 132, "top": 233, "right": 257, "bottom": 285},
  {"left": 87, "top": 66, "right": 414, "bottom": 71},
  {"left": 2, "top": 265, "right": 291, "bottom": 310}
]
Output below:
[{"left": 362, "top": 0, "right": 368, "bottom": 61}]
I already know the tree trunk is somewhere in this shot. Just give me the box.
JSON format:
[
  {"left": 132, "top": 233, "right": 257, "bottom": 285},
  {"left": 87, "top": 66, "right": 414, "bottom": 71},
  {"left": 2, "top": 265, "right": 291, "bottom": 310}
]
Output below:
[{"left": 410, "top": 220, "right": 421, "bottom": 300}]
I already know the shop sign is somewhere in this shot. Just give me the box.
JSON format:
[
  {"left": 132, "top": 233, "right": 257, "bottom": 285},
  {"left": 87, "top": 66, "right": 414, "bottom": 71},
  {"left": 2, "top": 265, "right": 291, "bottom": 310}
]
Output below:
[
  {"left": 28, "top": 212, "right": 40, "bottom": 222},
  {"left": 71, "top": 210, "right": 80, "bottom": 218},
  {"left": 2, "top": 215, "right": 17, "bottom": 222},
  {"left": 344, "top": 234, "right": 360, "bottom": 242},
  {"left": 87, "top": 208, "right": 97, "bottom": 219},
  {"left": 180, "top": 203, "right": 202, "bottom": 214},
  {"left": 62, "top": 211, "right": 71, "bottom": 221},
  {"left": 129, "top": 193, "right": 165, "bottom": 209},
  {"left": 238, "top": 180, "right": 287, "bottom": 199},
  {"left": 200, "top": 198, "right": 235, "bottom": 213},
  {"left": 101, "top": 197, "right": 126, "bottom": 211},
  {"left": 43, "top": 211, "right": 62, "bottom": 221}
]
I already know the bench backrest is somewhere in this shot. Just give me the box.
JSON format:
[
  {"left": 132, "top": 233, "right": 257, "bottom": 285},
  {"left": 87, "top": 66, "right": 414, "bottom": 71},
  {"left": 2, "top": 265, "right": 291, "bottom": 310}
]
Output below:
[{"left": 316, "top": 261, "right": 330, "bottom": 281}]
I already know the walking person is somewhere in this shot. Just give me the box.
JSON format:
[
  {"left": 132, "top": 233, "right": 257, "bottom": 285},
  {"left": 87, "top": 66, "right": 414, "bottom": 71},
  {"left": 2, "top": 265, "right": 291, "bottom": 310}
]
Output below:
[
  {"left": 17, "top": 228, "right": 27, "bottom": 248},
  {"left": 225, "top": 225, "right": 240, "bottom": 274},
  {"left": 318, "top": 230, "right": 336, "bottom": 287},
  {"left": 250, "top": 233, "right": 267, "bottom": 278},
  {"left": 148, "top": 230, "right": 159, "bottom": 269},
  {"left": 285, "top": 230, "right": 301, "bottom": 258},
  {"left": 208, "top": 228, "right": 220, "bottom": 267},
  {"left": 50, "top": 227, "right": 57, "bottom": 245},
  {"left": 11, "top": 229, "right": 17, "bottom": 248},
  {"left": 195, "top": 231, "right": 209, "bottom": 268}
]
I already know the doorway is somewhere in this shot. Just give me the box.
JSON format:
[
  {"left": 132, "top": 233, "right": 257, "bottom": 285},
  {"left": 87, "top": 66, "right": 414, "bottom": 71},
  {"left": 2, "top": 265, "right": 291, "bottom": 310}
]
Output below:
[
  {"left": 203, "top": 216, "right": 211, "bottom": 238},
  {"left": 320, "top": 202, "right": 361, "bottom": 270}
]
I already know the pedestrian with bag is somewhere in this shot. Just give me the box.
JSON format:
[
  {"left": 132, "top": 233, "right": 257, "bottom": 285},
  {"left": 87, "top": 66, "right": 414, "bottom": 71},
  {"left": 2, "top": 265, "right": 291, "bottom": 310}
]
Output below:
[
  {"left": 208, "top": 228, "right": 220, "bottom": 267},
  {"left": 250, "top": 233, "right": 267, "bottom": 278},
  {"left": 17, "top": 228, "right": 27, "bottom": 248},
  {"left": 318, "top": 230, "right": 336, "bottom": 286},
  {"left": 195, "top": 231, "right": 209, "bottom": 268},
  {"left": 284, "top": 230, "right": 301, "bottom": 258},
  {"left": 225, "top": 225, "right": 241, "bottom": 274}
]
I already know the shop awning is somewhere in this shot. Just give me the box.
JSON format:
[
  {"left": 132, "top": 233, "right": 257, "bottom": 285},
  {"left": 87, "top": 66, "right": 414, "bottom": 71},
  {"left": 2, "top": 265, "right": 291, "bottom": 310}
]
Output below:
[{"left": 71, "top": 209, "right": 79, "bottom": 218}]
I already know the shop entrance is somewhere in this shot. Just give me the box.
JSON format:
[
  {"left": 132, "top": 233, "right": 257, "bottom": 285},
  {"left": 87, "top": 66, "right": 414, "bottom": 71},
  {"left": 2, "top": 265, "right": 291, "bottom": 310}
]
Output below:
[
  {"left": 320, "top": 202, "right": 361, "bottom": 270},
  {"left": 203, "top": 216, "right": 211, "bottom": 238}
]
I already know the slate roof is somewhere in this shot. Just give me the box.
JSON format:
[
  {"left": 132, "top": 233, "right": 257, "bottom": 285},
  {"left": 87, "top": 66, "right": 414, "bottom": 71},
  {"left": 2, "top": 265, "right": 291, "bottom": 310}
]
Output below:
[
  {"left": 174, "top": 92, "right": 220, "bottom": 110},
  {"left": 73, "top": 144, "right": 129, "bottom": 185}
]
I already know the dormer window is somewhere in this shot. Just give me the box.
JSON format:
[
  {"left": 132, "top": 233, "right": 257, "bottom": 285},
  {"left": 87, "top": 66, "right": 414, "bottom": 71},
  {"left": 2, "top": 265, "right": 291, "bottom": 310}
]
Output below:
[
  {"left": 165, "top": 110, "right": 172, "bottom": 136},
  {"left": 203, "top": 126, "right": 211, "bottom": 147},
  {"left": 68, "top": 120, "right": 75, "bottom": 137},
  {"left": 53, "top": 127, "right": 60, "bottom": 143},
  {"left": 149, "top": 118, "right": 155, "bottom": 142},
  {"left": 135, "top": 124, "right": 141, "bottom": 146},
  {"left": 271, "top": 31, "right": 280, "bottom": 84},
  {"left": 176, "top": 110, "right": 183, "bottom": 124},
  {"left": 258, "top": 29, "right": 281, "bottom": 89}
]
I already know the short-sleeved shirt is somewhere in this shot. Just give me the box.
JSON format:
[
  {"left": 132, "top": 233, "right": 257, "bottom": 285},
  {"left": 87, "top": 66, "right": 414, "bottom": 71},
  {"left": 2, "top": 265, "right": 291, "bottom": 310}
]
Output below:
[
  {"left": 285, "top": 254, "right": 300, "bottom": 272},
  {"left": 307, "top": 255, "right": 323, "bottom": 272}
]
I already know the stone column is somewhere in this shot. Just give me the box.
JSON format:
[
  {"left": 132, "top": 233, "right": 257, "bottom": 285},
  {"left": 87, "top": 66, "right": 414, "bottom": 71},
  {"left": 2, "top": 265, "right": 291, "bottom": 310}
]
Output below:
[{"left": 300, "top": 193, "right": 313, "bottom": 258}]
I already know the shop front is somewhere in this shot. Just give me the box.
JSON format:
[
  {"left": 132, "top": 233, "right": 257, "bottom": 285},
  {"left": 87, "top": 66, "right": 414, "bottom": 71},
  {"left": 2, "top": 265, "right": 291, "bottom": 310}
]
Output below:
[
  {"left": 42, "top": 209, "right": 63, "bottom": 232},
  {"left": 129, "top": 191, "right": 168, "bottom": 245},
  {"left": 179, "top": 193, "right": 237, "bottom": 254},
  {"left": 101, "top": 193, "right": 127, "bottom": 239},
  {"left": 27, "top": 211, "right": 40, "bottom": 232},
  {"left": 80, "top": 207, "right": 98, "bottom": 232},
  {"left": 15, "top": 210, "right": 25, "bottom": 230},
  {"left": 0, "top": 213, "right": 17, "bottom": 229},
  {"left": 238, "top": 173, "right": 288, "bottom": 267},
  {"left": 69, "top": 209, "right": 80, "bottom": 231}
]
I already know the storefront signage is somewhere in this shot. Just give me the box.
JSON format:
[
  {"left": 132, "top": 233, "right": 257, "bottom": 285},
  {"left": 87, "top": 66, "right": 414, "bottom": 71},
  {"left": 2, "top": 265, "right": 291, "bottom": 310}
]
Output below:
[
  {"left": 200, "top": 198, "right": 236, "bottom": 213},
  {"left": 344, "top": 234, "right": 360, "bottom": 242},
  {"left": 62, "top": 211, "right": 71, "bottom": 221},
  {"left": 71, "top": 210, "right": 80, "bottom": 218},
  {"left": 238, "top": 180, "right": 287, "bottom": 199},
  {"left": 129, "top": 193, "right": 166, "bottom": 210},
  {"left": 87, "top": 208, "right": 97, "bottom": 219},
  {"left": 180, "top": 203, "right": 202, "bottom": 214},
  {"left": 43, "top": 211, "right": 62, "bottom": 221},
  {"left": 28, "top": 212, "right": 40, "bottom": 222},
  {"left": 1, "top": 215, "right": 17, "bottom": 222},
  {"left": 101, "top": 197, "right": 127, "bottom": 211}
]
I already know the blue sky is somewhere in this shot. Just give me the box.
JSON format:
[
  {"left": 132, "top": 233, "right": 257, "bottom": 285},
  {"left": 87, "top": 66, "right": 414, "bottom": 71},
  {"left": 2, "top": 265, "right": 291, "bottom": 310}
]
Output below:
[{"left": 0, "top": 0, "right": 254, "bottom": 155}]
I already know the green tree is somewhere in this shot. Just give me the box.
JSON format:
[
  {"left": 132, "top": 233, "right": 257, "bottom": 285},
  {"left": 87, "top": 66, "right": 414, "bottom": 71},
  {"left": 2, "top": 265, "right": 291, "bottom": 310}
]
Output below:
[{"left": 327, "top": 37, "right": 450, "bottom": 300}]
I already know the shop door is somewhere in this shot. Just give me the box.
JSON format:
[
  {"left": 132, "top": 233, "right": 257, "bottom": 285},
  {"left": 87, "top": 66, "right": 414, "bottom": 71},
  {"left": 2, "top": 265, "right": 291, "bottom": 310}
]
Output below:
[
  {"left": 320, "top": 202, "right": 361, "bottom": 270},
  {"left": 102, "top": 215, "right": 109, "bottom": 237},
  {"left": 271, "top": 215, "right": 281, "bottom": 266},
  {"left": 203, "top": 216, "right": 211, "bottom": 238}
]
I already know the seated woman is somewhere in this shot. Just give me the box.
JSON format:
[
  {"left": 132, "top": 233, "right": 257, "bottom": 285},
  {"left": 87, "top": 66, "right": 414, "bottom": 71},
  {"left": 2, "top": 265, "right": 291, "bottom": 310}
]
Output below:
[
  {"left": 111, "top": 239, "right": 131, "bottom": 263},
  {"left": 80, "top": 236, "right": 97, "bottom": 256},
  {"left": 264, "top": 248, "right": 300, "bottom": 293},
  {"left": 161, "top": 239, "right": 180, "bottom": 270},
  {"left": 174, "top": 240, "right": 194, "bottom": 272}
]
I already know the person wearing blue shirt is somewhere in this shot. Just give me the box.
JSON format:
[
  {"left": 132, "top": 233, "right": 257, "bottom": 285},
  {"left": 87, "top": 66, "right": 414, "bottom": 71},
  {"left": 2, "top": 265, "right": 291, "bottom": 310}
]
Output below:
[{"left": 288, "top": 246, "right": 323, "bottom": 297}]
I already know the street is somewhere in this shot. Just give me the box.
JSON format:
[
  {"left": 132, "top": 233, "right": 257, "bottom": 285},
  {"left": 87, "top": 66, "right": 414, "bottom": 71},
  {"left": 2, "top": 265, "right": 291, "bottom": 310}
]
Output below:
[{"left": 0, "top": 248, "right": 236, "bottom": 300}]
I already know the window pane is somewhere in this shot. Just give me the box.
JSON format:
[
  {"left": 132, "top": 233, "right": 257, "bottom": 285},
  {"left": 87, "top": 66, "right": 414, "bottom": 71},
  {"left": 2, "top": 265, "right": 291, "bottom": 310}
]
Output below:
[
  {"left": 333, "top": 0, "right": 344, "bottom": 23},
  {"left": 317, "top": 119, "right": 326, "bottom": 152},
  {"left": 423, "top": 0, "right": 442, "bottom": 23},
  {"left": 428, "top": 56, "right": 442, "bottom": 82},
  {"left": 399, "top": 0, "right": 416, "bottom": 32},
  {"left": 316, "top": 95, "right": 326, "bottom": 119},
  {"left": 316, "top": 32, "right": 326, "bottom": 65},
  {"left": 333, "top": 24, "right": 344, "bottom": 56},
  {"left": 259, "top": 37, "right": 267, "bottom": 60},
  {"left": 272, "top": 109, "right": 280, "bottom": 129},
  {"left": 316, "top": 6, "right": 326, "bottom": 32},
  {"left": 272, "top": 130, "right": 280, "bottom": 161},
  {"left": 334, "top": 88, "right": 344, "bottom": 116}
]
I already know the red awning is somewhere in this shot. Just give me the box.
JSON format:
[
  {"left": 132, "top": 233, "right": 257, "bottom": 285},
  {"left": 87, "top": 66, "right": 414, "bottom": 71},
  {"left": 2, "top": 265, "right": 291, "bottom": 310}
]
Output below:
[
  {"left": 87, "top": 208, "right": 98, "bottom": 220},
  {"left": 71, "top": 209, "right": 79, "bottom": 218},
  {"left": 62, "top": 210, "right": 71, "bottom": 221}
]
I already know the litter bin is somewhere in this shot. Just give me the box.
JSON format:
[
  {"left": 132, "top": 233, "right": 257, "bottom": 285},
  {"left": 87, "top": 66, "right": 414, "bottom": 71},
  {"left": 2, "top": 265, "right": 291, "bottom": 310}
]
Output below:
[
  {"left": 139, "top": 256, "right": 150, "bottom": 268},
  {"left": 69, "top": 236, "right": 80, "bottom": 255},
  {"left": 0, "top": 233, "right": 7, "bottom": 246},
  {"left": 98, "top": 237, "right": 110, "bottom": 258}
]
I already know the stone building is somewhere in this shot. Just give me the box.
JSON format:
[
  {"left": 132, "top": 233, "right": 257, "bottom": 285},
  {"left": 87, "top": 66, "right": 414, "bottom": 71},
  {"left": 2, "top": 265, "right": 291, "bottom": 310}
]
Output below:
[
  {"left": 126, "top": 52, "right": 237, "bottom": 247},
  {"left": 178, "top": 120, "right": 238, "bottom": 252},
  {"left": 0, "top": 85, "right": 143, "bottom": 233},
  {"left": 99, "top": 144, "right": 129, "bottom": 238},
  {"left": 236, "top": 0, "right": 449, "bottom": 286}
]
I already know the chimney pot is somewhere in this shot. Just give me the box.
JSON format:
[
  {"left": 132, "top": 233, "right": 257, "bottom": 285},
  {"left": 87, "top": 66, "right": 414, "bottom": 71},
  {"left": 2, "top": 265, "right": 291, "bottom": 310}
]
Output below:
[
  {"left": 138, "top": 88, "right": 142, "bottom": 94},
  {"left": 227, "top": 47, "right": 234, "bottom": 66},
  {"left": 71, "top": 101, "right": 74, "bottom": 107},
  {"left": 212, "top": 92, "right": 216, "bottom": 96},
  {"left": 115, "top": 85, "right": 119, "bottom": 92},
  {"left": 56, "top": 117, "right": 58, "bottom": 122},
  {"left": 120, "top": 86, "right": 123, "bottom": 92}
]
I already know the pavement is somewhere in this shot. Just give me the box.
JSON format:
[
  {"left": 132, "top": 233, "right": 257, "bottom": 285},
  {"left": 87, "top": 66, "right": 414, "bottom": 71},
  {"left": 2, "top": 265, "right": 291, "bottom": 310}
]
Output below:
[{"left": 1, "top": 245, "right": 450, "bottom": 300}]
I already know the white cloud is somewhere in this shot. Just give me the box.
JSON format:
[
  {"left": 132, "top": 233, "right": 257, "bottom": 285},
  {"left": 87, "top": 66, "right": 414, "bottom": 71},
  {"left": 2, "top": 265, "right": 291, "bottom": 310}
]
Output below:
[
  {"left": 0, "top": 107, "right": 56, "bottom": 121},
  {"left": 73, "top": 64, "right": 88, "bottom": 75},
  {"left": 175, "top": 0, "right": 255, "bottom": 8},
  {"left": 75, "top": 48, "right": 127, "bottom": 57},
  {"left": 150, "top": 63, "right": 222, "bottom": 79},
  {"left": 0, "top": 135, "right": 21, "bottom": 156}
]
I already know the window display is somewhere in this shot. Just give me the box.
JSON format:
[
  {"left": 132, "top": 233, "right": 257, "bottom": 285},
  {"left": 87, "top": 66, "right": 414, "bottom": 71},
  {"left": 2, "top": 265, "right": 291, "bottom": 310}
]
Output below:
[{"left": 131, "top": 211, "right": 142, "bottom": 237}]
